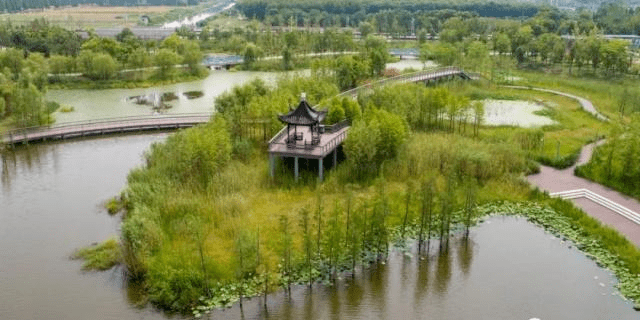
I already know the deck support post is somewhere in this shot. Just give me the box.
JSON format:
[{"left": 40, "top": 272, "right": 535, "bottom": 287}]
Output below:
[
  {"left": 294, "top": 156, "right": 299, "bottom": 182},
  {"left": 319, "top": 158, "right": 324, "bottom": 182},
  {"left": 269, "top": 154, "right": 275, "bottom": 178},
  {"left": 333, "top": 148, "right": 337, "bottom": 167}
]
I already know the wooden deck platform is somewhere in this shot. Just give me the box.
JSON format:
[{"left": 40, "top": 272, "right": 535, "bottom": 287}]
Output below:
[
  {"left": 268, "top": 124, "right": 349, "bottom": 160},
  {"left": 2, "top": 113, "right": 210, "bottom": 145}
]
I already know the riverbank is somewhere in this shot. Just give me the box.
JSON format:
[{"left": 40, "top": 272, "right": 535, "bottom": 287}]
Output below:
[{"left": 48, "top": 68, "right": 210, "bottom": 90}]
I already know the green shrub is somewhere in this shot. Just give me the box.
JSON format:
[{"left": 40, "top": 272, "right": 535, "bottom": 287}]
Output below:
[
  {"left": 105, "top": 197, "right": 123, "bottom": 215},
  {"left": 232, "top": 137, "right": 254, "bottom": 161},
  {"left": 343, "top": 108, "right": 407, "bottom": 180}
]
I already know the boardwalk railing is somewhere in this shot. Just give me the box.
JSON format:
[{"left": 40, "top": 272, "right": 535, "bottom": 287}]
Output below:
[
  {"left": 550, "top": 188, "right": 640, "bottom": 225},
  {"left": 325, "top": 120, "right": 351, "bottom": 133},
  {"left": 2, "top": 113, "right": 211, "bottom": 145}
]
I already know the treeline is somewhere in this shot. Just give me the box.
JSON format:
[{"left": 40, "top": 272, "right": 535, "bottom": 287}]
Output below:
[
  {"left": 0, "top": 20, "right": 205, "bottom": 90},
  {"left": 0, "top": 0, "right": 204, "bottom": 13},
  {"left": 199, "top": 21, "right": 359, "bottom": 57},
  {"left": 235, "top": 0, "right": 640, "bottom": 36},
  {"left": 411, "top": 8, "right": 634, "bottom": 77},
  {"left": 237, "top": 0, "right": 540, "bottom": 28},
  {"left": 0, "top": 19, "right": 82, "bottom": 56},
  {"left": 0, "top": 49, "right": 55, "bottom": 128}
]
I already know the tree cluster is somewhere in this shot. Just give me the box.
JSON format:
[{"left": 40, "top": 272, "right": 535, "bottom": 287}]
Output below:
[
  {"left": 237, "top": 0, "right": 539, "bottom": 30},
  {"left": 0, "top": 48, "right": 52, "bottom": 127},
  {"left": 577, "top": 116, "right": 640, "bottom": 198},
  {"left": 0, "top": 19, "right": 82, "bottom": 56}
]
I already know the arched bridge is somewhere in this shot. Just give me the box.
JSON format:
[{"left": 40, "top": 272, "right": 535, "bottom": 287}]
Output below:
[
  {"left": 338, "top": 66, "right": 477, "bottom": 99},
  {"left": 2, "top": 113, "right": 211, "bottom": 145}
]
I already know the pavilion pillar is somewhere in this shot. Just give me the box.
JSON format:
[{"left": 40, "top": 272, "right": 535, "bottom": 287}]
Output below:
[
  {"left": 269, "top": 153, "right": 275, "bottom": 178},
  {"left": 319, "top": 158, "right": 324, "bottom": 181},
  {"left": 294, "top": 156, "right": 299, "bottom": 182}
]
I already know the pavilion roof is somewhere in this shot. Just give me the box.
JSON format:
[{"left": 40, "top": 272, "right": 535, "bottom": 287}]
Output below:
[{"left": 278, "top": 99, "right": 327, "bottom": 126}]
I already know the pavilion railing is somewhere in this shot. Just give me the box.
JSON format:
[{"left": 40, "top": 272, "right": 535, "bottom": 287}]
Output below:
[
  {"left": 321, "top": 129, "right": 348, "bottom": 155},
  {"left": 325, "top": 119, "right": 350, "bottom": 133}
]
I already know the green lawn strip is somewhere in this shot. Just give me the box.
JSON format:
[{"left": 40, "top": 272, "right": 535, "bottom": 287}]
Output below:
[{"left": 48, "top": 69, "right": 209, "bottom": 90}]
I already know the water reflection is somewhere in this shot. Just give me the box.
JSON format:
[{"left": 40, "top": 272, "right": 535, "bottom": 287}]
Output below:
[
  {"left": 433, "top": 246, "right": 452, "bottom": 297},
  {"left": 209, "top": 217, "right": 638, "bottom": 319},
  {"left": 457, "top": 236, "right": 475, "bottom": 278},
  {"left": 1, "top": 144, "right": 53, "bottom": 192},
  {"left": 413, "top": 257, "right": 429, "bottom": 306}
]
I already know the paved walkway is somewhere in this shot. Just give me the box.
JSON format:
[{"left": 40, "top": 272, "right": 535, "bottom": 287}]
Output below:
[
  {"left": 527, "top": 141, "right": 640, "bottom": 247},
  {"left": 507, "top": 86, "right": 640, "bottom": 245}
]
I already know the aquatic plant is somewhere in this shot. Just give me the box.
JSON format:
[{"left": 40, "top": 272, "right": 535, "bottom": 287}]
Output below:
[{"left": 72, "top": 237, "right": 122, "bottom": 271}]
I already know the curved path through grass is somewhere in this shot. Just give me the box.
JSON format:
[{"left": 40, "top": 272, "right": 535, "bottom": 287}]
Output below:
[
  {"left": 514, "top": 85, "right": 640, "bottom": 245},
  {"left": 503, "top": 85, "right": 609, "bottom": 122}
]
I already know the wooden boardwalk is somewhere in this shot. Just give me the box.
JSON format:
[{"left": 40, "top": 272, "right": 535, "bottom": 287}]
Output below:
[
  {"left": 2, "top": 113, "right": 211, "bottom": 145},
  {"left": 5, "top": 66, "right": 474, "bottom": 148}
]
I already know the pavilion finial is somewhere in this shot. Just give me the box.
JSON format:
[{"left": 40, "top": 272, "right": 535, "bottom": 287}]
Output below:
[{"left": 301, "top": 92, "right": 306, "bottom": 101}]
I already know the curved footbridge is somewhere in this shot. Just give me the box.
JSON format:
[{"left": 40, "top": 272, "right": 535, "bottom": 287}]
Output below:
[
  {"left": 2, "top": 113, "right": 211, "bottom": 145},
  {"left": 339, "top": 66, "right": 475, "bottom": 99}
]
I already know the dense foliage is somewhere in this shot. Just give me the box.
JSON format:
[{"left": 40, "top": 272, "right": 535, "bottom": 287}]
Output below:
[
  {"left": 0, "top": 19, "right": 82, "bottom": 56},
  {"left": 576, "top": 116, "right": 640, "bottom": 199},
  {"left": 237, "top": 0, "right": 540, "bottom": 28},
  {"left": 0, "top": 48, "right": 54, "bottom": 127}
]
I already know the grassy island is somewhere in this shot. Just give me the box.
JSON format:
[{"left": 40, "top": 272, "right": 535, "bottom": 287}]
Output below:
[{"left": 92, "top": 71, "right": 640, "bottom": 315}]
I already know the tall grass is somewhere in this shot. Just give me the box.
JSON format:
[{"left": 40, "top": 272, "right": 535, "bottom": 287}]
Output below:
[{"left": 115, "top": 73, "right": 632, "bottom": 315}]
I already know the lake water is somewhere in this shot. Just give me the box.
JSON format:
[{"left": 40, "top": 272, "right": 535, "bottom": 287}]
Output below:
[
  {"left": 482, "top": 99, "right": 557, "bottom": 128},
  {"left": 1, "top": 135, "right": 637, "bottom": 319},
  {"left": 46, "top": 70, "right": 284, "bottom": 123}
]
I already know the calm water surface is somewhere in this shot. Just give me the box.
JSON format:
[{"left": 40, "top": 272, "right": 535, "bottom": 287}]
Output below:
[
  {"left": 1, "top": 134, "right": 170, "bottom": 319},
  {"left": 213, "top": 216, "right": 638, "bottom": 320},
  {"left": 46, "top": 70, "right": 287, "bottom": 123}
]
